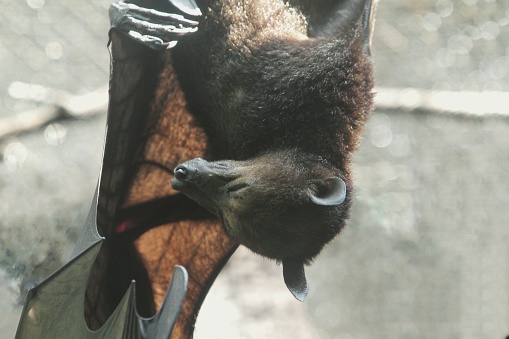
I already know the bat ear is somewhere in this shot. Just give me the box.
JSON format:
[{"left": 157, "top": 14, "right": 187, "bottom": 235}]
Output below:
[
  {"left": 283, "top": 258, "right": 308, "bottom": 302},
  {"left": 309, "top": 177, "right": 347, "bottom": 206}
]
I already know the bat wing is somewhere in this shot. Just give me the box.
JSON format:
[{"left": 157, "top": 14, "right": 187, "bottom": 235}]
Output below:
[
  {"left": 16, "top": 0, "right": 238, "bottom": 338},
  {"left": 15, "top": 200, "right": 188, "bottom": 338}
]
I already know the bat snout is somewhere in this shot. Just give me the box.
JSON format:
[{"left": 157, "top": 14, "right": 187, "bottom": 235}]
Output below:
[
  {"left": 173, "top": 158, "right": 207, "bottom": 181},
  {"left": 174, "top": 164, "right": 192, "bottom": 180},
  {"left": 171, "top": 158, "right": 212, "bottom": 192},
  {"left": 171, "top": 158, "right": 229, "bottom": 215},
  {"left": 171, "top": 163, "right": 197, "bottom": 192}
]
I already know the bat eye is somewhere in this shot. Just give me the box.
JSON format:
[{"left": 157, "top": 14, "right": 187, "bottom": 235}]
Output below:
[{"left": 227, "top": 182, "right": 248, "bottom": 193}]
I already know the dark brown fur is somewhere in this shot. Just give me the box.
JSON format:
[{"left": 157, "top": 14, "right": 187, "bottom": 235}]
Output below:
[{"left": 170, "top": 0, "right": 375, "bottom": 265}]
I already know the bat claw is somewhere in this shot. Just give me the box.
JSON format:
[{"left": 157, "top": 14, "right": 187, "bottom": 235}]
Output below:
[
  {"left": 127, "top": 30, "right": 178, "bottom": 49},
  {"left": 109, "top": 0, "right": 201, "bottom": 50}
]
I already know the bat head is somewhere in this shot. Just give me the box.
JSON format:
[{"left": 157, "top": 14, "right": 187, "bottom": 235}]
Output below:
[{"left": 171, "top": 150, "right": 351, "bottom": 300}]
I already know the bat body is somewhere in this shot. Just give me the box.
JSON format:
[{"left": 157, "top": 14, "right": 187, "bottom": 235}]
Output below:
[{"left": 169, "top": 0, "right": 376, "bottom": 300}]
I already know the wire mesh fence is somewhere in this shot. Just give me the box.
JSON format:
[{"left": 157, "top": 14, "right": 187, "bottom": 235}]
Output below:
[
  {"left": 0, "top": 0, "right": 508, "bottom": 338},
  {"left": 374, "top": 0, "right": 509, "bottom": 91}
]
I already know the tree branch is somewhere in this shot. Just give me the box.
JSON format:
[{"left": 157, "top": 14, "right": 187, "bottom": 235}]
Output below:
[{"left": 0, "top": 82, "right": 108, "bottom": 139}]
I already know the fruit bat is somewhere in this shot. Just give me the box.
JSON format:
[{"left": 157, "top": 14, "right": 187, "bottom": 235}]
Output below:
[
  {"left": 15, "top": 0, "right": 377, "bottom": 338},
  {"left": 130, "top": 0, "right": 376, "bottom": 301}
]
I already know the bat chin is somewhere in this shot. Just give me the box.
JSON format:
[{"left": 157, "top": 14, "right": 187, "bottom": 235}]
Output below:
[{"left": 170, "top": 177, "right": 186, "bottom": 191}]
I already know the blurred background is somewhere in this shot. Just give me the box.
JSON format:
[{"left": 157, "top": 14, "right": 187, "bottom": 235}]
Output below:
[{"left": 1, "top": 0, "right": 508, "bottom": 338}]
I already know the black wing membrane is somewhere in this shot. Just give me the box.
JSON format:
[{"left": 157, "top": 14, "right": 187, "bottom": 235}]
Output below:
[{"left": 16, "top": 219, "right": 187, "bottom": 338}]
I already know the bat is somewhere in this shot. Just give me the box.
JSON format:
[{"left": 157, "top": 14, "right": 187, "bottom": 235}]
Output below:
[
  {"left": 16, "top": 0, "right": 377, "bottom": 337},
  {"left": 151, "top": 0, "right": 376, "bottom": 301}
]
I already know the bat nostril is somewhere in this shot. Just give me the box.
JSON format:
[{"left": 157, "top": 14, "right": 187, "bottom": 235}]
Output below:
[{"left": 174, "top": 165, "right": 188, "bottom": 179}]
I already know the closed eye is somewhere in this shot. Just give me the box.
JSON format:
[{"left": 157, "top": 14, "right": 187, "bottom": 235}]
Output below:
[{"left": 227, "top": 182, "right": 249, "bottom": 193}]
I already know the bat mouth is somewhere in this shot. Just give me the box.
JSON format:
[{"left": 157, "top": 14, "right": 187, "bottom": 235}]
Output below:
[{"left": 170, "top": 177, "right": 186, "bottom": 191}]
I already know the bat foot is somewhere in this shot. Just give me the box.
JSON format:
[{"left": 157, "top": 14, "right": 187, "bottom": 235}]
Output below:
[{"left": 109, "top": 0, "right": 201, "bottom": 50}]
